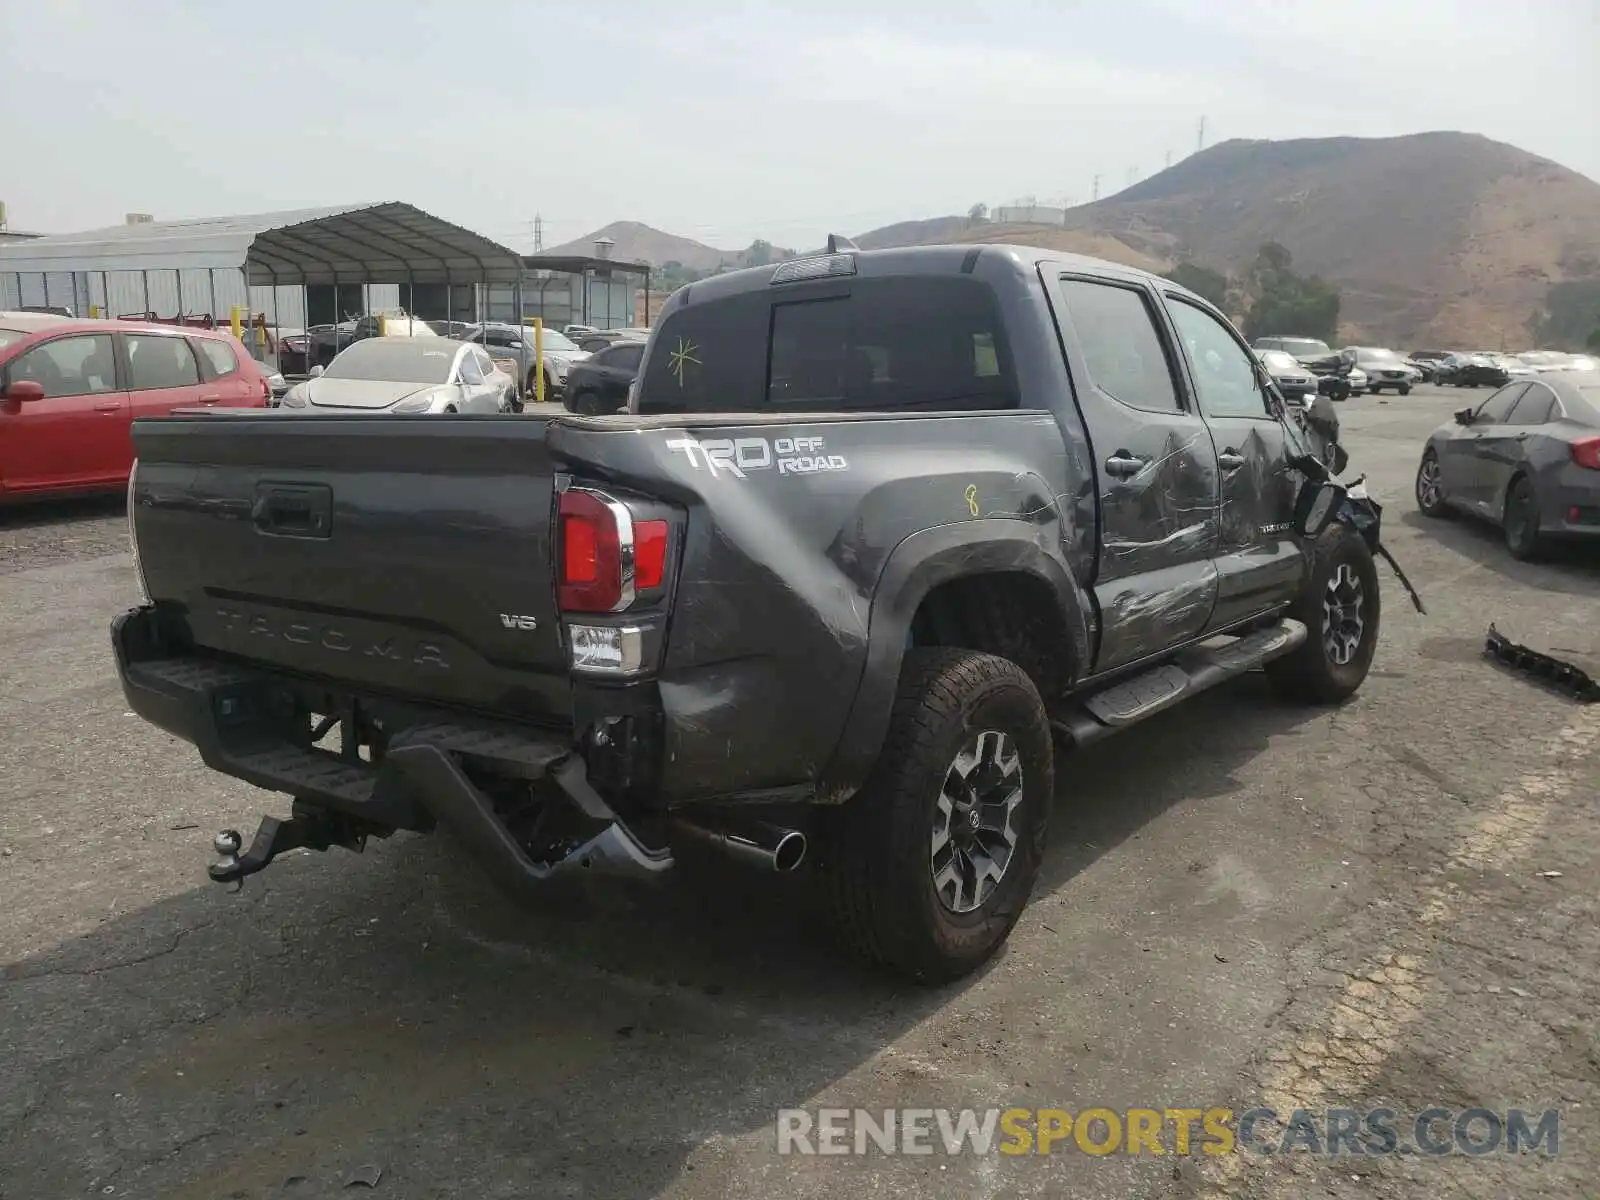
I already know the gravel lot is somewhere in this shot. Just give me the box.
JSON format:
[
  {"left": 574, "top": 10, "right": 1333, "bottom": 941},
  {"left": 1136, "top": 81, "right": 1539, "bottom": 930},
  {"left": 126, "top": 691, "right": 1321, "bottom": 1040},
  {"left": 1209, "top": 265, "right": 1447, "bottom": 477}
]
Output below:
[{"left": 2, "top": 387, "right": 1597, "bottom": 1199}]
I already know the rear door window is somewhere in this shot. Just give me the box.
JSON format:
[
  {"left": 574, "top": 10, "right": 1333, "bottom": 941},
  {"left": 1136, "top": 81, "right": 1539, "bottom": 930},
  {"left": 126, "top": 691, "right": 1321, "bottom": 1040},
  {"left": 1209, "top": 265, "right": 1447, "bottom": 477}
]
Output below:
[
  {"left": 126, "top": 334, "right": 202, "bottom": 390},
  {"left": 635, "top": 275, "right": 1018, "bottom": 413},
  {"left": 1056, "top": 278, "right": 1182, "bottom": 413}
]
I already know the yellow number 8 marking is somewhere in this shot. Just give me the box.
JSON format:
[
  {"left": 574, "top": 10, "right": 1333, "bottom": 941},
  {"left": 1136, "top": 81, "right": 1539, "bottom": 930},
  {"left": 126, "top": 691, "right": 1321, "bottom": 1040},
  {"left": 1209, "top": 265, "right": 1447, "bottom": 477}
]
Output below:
[{"left": 964, "top": 484, "right": 979, "bottom": 517}]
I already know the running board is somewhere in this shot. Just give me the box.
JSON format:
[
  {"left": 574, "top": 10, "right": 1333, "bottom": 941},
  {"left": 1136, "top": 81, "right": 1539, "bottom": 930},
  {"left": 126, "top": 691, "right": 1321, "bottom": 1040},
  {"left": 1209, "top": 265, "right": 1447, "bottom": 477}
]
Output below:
[{"left": 1050, "top": 619, "right": 1308, "bottom": 748}]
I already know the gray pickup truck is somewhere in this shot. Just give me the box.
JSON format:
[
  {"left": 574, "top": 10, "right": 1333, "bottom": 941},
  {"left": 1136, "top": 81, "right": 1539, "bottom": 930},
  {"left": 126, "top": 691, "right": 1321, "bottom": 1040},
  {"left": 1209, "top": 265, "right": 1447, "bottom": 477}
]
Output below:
[{"left": 113, "top": 243, "right": 1394, "bottom": 982}]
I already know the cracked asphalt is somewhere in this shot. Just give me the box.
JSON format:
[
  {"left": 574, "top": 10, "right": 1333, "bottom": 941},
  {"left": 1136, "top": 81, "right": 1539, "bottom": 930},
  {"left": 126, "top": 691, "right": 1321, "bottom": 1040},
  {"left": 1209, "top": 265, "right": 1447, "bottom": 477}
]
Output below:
[{"left": 2, "top": 387, "right": 1597, "bottom": 1199}]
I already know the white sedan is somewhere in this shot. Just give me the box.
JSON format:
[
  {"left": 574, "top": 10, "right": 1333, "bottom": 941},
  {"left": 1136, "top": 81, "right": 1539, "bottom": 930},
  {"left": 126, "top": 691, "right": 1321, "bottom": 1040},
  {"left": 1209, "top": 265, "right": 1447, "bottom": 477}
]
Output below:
[{"left": 277, "top": 337, "right": 515, "bottom": 414}]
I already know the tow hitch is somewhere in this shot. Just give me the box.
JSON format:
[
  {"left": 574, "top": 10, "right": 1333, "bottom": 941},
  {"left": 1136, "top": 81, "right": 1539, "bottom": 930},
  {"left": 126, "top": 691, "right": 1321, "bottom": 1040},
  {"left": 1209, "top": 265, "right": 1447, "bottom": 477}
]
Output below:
[{"left": 210, "top": 800, "right": 379, "bottom": 891}]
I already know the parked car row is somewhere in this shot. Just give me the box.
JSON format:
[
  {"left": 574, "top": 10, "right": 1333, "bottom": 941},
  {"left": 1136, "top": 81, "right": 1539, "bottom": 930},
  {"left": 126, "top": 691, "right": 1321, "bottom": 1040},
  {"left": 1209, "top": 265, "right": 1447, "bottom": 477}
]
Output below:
[{"left": 1254, "top": 334, "right": 1599, "bottom": 401}]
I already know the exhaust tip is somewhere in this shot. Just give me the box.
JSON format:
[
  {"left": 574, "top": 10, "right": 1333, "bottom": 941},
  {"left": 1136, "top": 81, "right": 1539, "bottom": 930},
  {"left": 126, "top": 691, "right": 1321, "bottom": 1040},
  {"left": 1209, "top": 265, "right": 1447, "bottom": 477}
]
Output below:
[{"left": 773, "top": 830, "right": 807, "bottom": 873}]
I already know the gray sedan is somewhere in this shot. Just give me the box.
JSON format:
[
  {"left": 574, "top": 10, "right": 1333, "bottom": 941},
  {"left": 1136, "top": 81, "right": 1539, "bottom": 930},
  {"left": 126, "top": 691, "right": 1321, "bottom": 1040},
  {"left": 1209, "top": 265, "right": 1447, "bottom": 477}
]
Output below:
[
  {"left": 275, "top": 337, "right": 514, "bottom": 414},
  {"left": 1415, "top": 371, "right": 1600, "bottom": 559}
]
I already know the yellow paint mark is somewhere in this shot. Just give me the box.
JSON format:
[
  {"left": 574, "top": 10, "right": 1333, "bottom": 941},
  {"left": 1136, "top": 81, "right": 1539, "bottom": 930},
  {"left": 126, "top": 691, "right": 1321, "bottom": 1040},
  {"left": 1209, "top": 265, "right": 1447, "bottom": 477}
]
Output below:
[
  {"left": 668, "top": 337, "right": 700, "bottom": 388},
  {"left": 964, "top": 484, "right": 979, "bottom": 516}
]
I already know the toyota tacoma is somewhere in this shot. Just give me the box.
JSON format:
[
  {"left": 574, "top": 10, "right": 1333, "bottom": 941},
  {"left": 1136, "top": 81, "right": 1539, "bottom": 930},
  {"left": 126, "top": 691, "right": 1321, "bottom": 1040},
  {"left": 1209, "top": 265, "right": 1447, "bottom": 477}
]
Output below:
[{"left": 114, "top": 243, "right": 1393, "bottom": 982}]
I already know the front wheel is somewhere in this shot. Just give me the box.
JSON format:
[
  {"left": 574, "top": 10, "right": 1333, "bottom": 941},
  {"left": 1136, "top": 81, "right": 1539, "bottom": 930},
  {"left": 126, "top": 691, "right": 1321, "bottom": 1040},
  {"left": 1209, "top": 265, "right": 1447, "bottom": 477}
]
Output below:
[
  {"left": 1398, "top": 384, "right": 1412, "bottom": 396},
  {"left": 1265, "top": 524, "right": 1381, "bottom": 705},
  {"left": 819, "top": 648, "right": 1053, "bottom": 983}
]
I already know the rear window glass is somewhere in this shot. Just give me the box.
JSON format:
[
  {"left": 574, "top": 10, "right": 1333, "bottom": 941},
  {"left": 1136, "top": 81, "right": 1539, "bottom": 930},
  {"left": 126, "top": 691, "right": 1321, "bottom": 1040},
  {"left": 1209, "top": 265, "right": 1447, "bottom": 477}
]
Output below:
[
  {"left": 0, "top": 329, "right": 24, "bottom": 351},
  {"left": 635, "top": 276, "right": 1019, "bottom": 414}
]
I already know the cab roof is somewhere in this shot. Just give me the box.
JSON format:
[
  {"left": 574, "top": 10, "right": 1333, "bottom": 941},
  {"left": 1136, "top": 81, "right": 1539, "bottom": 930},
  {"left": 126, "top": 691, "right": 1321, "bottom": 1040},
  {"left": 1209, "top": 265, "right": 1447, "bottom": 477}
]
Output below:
[{"left": 661, "top": 243, "right": 1204, "bottom": 309}]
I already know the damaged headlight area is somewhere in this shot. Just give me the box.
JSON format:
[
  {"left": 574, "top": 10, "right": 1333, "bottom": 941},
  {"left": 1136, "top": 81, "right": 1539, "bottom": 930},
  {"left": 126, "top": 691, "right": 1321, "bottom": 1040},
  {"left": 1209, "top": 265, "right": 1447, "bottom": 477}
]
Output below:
[{"left": 1290, "top": 454, "right": 1427, "bottom": 616}]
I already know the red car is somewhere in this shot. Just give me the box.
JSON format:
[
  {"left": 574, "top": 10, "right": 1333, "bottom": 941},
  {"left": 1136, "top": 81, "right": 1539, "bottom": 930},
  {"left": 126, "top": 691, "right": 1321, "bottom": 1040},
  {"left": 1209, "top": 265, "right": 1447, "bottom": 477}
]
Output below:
[{"left": 0, "top": 313, "right": 270, "bottom": 501}]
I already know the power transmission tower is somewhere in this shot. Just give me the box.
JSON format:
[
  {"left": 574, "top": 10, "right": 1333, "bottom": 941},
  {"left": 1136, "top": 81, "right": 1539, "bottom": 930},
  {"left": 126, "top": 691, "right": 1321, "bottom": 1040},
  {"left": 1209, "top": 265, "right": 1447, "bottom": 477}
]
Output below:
[
  {"left": 1197, "top": 116, "right": 1206, "bottom": 152},
  {"left": 1092, "top": 175, "right": 1100, "bottom": 201},
  {"left": 533, "top": 213, "right": 544, "bottom": 252},
  {"left": 1166, "top": 149, "right": 1173, "bottom": 168}
]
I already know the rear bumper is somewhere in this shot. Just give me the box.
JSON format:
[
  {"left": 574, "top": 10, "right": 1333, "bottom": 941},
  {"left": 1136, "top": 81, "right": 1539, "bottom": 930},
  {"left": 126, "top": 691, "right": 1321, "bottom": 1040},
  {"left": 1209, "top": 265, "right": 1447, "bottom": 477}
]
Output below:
[{"left": 111, "top": 606, "right": 674, "bottom": 889}]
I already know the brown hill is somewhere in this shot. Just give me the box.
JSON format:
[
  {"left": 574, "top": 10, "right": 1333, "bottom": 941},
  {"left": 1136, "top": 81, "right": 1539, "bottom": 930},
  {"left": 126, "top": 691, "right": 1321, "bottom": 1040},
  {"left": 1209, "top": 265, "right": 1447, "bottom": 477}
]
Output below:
[
  {"left": 544, "top": 221, "right": 794, "bottom": 273},
  {"left": 853, "top": 133, "right": 1600, "bottom": 348}
]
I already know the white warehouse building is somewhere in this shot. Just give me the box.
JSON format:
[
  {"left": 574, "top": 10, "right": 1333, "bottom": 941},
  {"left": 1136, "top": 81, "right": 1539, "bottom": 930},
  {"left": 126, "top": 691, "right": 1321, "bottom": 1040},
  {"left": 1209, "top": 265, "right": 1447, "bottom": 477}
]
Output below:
[{"left": 0, "top": 202, "right": 651, "bottom": 338}]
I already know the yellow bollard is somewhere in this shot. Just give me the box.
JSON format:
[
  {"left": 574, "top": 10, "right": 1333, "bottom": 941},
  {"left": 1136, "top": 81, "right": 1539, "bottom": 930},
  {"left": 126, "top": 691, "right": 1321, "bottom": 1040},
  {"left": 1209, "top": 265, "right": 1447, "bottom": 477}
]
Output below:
[
  {"left": 88, "top": 304, "right": 101, "bottom": 319},
  {"left": 230, "top": 306, "right": 242, "bottom": 339},
  {"left": 379, "top": 314, "right": 388, "bottom": 337},
  {"left": 534, "top": 318, "right": 545, "bottom": 405}
]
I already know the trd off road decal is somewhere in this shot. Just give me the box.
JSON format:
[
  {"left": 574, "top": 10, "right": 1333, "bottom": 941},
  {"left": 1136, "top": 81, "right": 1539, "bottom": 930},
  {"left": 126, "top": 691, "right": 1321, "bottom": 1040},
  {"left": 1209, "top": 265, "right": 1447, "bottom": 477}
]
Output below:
[{"left": 665, "top": 434, "right": 849, "bottom": 479}]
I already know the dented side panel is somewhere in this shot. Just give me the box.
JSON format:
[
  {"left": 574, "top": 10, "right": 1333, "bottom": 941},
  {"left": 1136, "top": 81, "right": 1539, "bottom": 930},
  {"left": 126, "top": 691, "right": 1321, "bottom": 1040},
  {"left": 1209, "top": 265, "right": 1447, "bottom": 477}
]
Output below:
[
  {"left": 1038, "top": 269, "right": 1224, "bottom": 673},
  {"left": 1200, "top": 415, "right": 1308, "bottom": 631},
  {"left": 547, "top": 410, "right": 1087, "bottom": 804}
]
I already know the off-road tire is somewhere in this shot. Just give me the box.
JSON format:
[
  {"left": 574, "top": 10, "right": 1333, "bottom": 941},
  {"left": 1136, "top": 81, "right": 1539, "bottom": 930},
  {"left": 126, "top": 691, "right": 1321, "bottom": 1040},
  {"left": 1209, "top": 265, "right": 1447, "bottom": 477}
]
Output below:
[
  {"left": 819, "top": 648, "right": 1053, "bottom": 983},
  {"left": 1503, "top": 475, "right": 1544, "bottom": 562},
  {"left": 1265, "top": 523, "right": 1381, "bottom": 705},
  {"left": 1415, "top": 449, "right": 1451, "bottom": 518}
]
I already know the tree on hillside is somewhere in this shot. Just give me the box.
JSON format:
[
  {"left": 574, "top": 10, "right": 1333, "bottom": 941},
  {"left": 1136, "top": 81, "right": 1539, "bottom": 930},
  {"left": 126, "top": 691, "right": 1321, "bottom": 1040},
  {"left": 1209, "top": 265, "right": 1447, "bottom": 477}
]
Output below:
[
  {"left": 1163, "top": 262, "right": 1229, "bottom": 309},
  {"left": 968, "top": 203, "right": 989, "bottom": 224},
  {"left": 654, "top": 260, "right": 705, "bottom": 291},
  {"left": 1242, "top": 243, "right": 1340, "bottom": 341},
  {"left": 1533, "top": 280, "right": 1600, "bottom": 349},
  {"left": 743, "top": 239, "right": 777, "bottom": 268}
]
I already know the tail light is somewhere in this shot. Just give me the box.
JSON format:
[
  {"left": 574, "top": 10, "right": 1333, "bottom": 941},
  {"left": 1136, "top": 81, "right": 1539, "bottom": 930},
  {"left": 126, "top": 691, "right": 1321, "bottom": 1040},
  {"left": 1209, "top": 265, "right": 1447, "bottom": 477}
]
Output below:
[
  {"left": 1571, "top": 437, "right": 1600, "bottom": 471},
  {"left": 558, "top": 487, "right": 672, "bottom": 676},
  {"left": 258, "top": 373, "right": 271, "bottom": 403},
  {"left": 558, "top": 488, "right": 668, "bottom": 611}
]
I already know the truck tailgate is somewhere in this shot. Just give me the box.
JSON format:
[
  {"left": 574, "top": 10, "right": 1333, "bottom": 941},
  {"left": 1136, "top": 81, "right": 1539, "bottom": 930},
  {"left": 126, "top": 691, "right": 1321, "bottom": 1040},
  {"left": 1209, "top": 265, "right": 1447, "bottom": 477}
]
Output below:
[{"left": 129, "top": 413, "right": 569, "bottom": 720}]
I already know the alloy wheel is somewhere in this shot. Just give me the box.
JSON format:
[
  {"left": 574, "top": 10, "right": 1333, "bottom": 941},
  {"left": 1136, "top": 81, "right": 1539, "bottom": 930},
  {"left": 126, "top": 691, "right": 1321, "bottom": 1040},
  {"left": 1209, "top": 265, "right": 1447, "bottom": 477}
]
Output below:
[
  {"left": 930, "top": 730, "right": 1024, "bottom": 914},
  {"left": 1322, "top": 563, "right": 1366, "bottom": 666},
  {"left": 1417, "top": 456, "right": 1442, "bottom": 509}
]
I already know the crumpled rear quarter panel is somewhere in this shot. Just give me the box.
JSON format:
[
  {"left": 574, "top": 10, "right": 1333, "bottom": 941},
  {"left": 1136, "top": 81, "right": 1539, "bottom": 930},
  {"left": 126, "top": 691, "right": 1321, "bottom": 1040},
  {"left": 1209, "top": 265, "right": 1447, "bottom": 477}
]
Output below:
[{"left": 548, "top": 409, "right": 1085, "bottom": 804}]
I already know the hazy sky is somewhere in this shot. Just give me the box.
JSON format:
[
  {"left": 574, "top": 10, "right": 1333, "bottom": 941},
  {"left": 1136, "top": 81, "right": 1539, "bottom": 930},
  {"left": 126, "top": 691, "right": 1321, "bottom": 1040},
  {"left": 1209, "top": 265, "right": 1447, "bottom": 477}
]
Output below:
[{"left": 3, "top": 0, "right": 1595, "bottom": 251}]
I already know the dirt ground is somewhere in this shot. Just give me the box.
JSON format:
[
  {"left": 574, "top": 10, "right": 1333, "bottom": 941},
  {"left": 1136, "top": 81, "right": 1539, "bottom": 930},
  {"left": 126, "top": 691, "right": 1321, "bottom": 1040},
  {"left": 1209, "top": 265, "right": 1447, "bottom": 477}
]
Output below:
[{"left": 2, "top": 386, "right": 1596, "bottom": 1199}]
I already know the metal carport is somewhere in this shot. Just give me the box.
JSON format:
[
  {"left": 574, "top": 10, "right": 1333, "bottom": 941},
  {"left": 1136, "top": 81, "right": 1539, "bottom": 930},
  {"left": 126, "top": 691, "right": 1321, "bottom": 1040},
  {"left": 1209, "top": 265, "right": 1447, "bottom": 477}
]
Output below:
[{"left": 0, "top": 202, "right": 527, "bottom": 359}]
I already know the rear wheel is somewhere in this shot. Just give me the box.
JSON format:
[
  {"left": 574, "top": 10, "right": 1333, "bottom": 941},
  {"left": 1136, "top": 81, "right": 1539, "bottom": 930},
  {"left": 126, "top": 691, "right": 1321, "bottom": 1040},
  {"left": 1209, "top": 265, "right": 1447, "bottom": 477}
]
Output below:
[
  {"left": 1503, "top": 475, "right": 1544, "bottom": 561},
  {"left": 1398, "top": 384, "right": 1412, "bottom": 396},
  {"left": 819, "top": 648, "right": 1053, "bottom": 983},
  {"left": 1415, "top": 449, "right": 1450, "bottom": 518},
  {"left": 1265, "top": 524, "right": 1381, "bottom": 705},
  {"left": 570, "top": 389, "right": 606, "bottom": 416}
]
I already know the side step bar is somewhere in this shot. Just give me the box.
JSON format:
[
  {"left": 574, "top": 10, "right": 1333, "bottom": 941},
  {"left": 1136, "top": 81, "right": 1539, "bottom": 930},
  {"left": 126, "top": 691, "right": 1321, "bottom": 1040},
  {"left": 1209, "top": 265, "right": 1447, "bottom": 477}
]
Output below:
[{"left": 1050, "top": 619, "right": 1307, "bottom": 748}]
